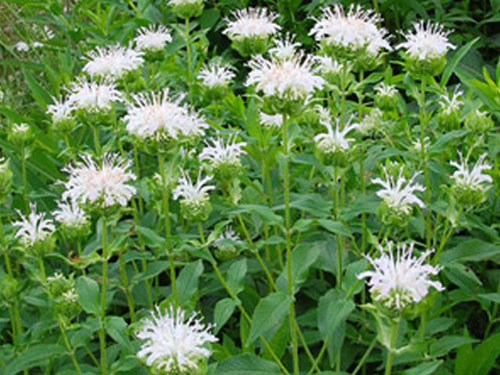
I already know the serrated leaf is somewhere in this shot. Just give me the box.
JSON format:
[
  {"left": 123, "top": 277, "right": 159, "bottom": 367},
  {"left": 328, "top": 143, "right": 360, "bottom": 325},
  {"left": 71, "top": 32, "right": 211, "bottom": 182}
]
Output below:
[
  {"left": 75, "top": 276, "right": 100, "bottom": 315},
  {"left": 247, "top": 292, "right": 292, "bottom": 345}
]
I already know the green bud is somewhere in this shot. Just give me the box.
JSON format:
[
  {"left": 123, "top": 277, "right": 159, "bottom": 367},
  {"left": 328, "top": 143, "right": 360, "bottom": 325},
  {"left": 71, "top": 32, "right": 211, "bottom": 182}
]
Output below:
[
  {"left": 171, "top": 0, "right": 204, "bottom": 19},
  {"left": 230, "top": 36, "right": 270, "bottom": 58},
  {"left": 464, "top": 110, "right": 493, "bottom": 133}
]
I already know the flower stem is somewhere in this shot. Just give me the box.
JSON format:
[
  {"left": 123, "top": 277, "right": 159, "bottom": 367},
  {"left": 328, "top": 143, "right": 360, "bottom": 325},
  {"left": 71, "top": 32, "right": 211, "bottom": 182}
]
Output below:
[
  {"left": 419, "top": 76, "right": 432, "bottom": 249},
  {"left": 158, "top": 154, "right": 178, "bottom": 306},
  {"left": 118, "top": 250, "right": 136, "bottom": 323},
  {"left": 58, "top": 317, "right": 82, "bottom": 374},
  {"left": 282, "top": 112, "right": 299, "bottom": 375},
  {"left": 21, "top": 146, "right": 29, "bottom": 211},
  {"left": 185, "top": 17, "right": 194, "bottom": 107},
  {"left": 92, "top": 125, "right": 101, "bottom": 156},
  {"left": 384, "top": 317, "right": 400, "bottom": 375},
  {"left": 99, "top": 216, "right": 108, "bottom": 375}
]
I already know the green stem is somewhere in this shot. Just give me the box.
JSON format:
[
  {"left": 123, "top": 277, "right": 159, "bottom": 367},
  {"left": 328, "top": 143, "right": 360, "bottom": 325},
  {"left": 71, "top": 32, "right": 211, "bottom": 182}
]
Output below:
[
  {"left": 133, "top": 145, "right": 144, "bottom": 214},
  {"left": 21, "top": 146, "right": 29, "bottom": 211},
  {"left": 58, "top": 318, "right": 81, "bottom": 374},
  {"left": 92, "top": 125, "right": 101, "bottom": 156},
  {"left": 99, "top": 217, "right": 108, "bottom": 375},
  {"left": 352, "top": 337, "right": 377, "bottom": 375},
  {"left": 185, "top": 17, "right": 193, "bottom": 106},
  {"left": 384, "top": 318, "right": 400, "bottom": 375},
  {"left": 38, "top": 256, "right": 46, "bottom": 284},
  {"left": 158, "top": 154, "right": 178, "bottom": 306},
  {"left": 419, "top": 76, "right": 432, "bottom": 249},
  {"left": 118, "top": 251, "right": 136, "bottom": 323},
  {"left": 282, "top": 112, "right": 299, "bottom": 375}
]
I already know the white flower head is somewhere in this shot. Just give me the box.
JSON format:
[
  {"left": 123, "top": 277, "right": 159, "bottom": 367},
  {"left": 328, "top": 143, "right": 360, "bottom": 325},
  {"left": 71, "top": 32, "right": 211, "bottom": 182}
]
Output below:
[
  {"left": 260, "top": 112, "right": 282, "bottom": 128},
  {"left": 314, "top": 55, "right": 344, "bottom": 75},
  {"left": 83, "top": 44, "right": 144, "bottom": 79},
  {"left": 269, "top": 34, "right": 301, "bottom": 60},
  {"left": 439, "top": 87, "right": 463, "bottom": 115},
  {"left": 62, "top": 288, "right": 79, "bottom": 303},
  {"left": 215, "top": 226, "right": 241, "bottom": 245},
  {"left": 124, "top": 89, "right": 208, "bottom": 141},
  {"left": 199, "top": 133, "right": 246, "bottom": 171},
  {"left": 168, "top": 0, "right": 202, "bottom": 5},
  {"left": 53, "top": 199, "right": 89, "bottom": 228},
  {"left": 246, "top": 52, "right": 324, "bottom": 101},
  {"left": 397, "top": 21, "right": 455, "bottom": 61},
  {"left": 14, "top": 41, "right": 29, "bottom": 52},
  {"left": 67, "top": 77, "right": 122, "bottom": 112},
  {"left": 12, "top": 123, "right": 30, "bottom": 135},
  {"left": 61, "top": 153, "right": 136, "bottom": 208},
  {"left": 314, "top": 116, "right": 359, "bottom": 154},
  {"left": 47, "top": 272, "right": 64, "bottom": 283},
  {"left": 412, "top": 136, "right": 430, "bottom": 153},
  {"left": 134, "top": 25, "right": 172, "bottom": 52},
  {"left": 173, "top": 169, "right": 214, "bottom": 207},
  {"left": 137, "top": 306, "right": 218, "bottom": 373},
  {"left": 372, "top": 166, "right": 425, "bottom": 216},
  {"left": 375, "top": 82, "right": 397, "bottom": 98},
  {"left": 47, "top": 96, "right": 74, "bottom": 123},
  {"left": 450, "top": 152, "right": 492, "bottom": 192},
  {"left": 358, "top": 108, "right": 383, "bottom": 135},
  {"left": 198, "top": 62, "right": 235, "bottom": 89},
  {"left": 357, "top": 241, "right": 444, "bottom": 310},
  {"left": 309, "top": 4, "right": 391, "bottom": 56},
  {"left": 223, "top": 7, "right": 280, "bottom": 41},
  {"left": 13, "top": 203, "right": 55, "bottom": 247}
]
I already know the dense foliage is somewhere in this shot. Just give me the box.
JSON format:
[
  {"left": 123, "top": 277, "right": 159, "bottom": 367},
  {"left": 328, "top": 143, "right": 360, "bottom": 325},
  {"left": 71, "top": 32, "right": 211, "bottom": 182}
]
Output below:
[{"left": 0, "top": 1, "right": 500, "bottom": 375}]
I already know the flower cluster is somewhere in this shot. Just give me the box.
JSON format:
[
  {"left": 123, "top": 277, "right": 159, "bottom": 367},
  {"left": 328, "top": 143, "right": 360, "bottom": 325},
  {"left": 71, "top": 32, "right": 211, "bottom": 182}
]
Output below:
[
  {"left": 358, "top": 241, "right": 444, "bottom": 310},
  {"left": 199, "top": 134, "right": 246, "bottom": 178},
  {"left": 61, "top": 154, "right": 136, "bottom": 209},
  {"left": 134, "top": 25, "right": 172, "bottom": 52},
  {"left": 136, "top": 306, "right": 218, "bottom": 374},
  {"left": 372, "top": 166, "right": 425, "bottom": 225},
  {"left": 450, "top": 152, "right": 492, "bottom": 206},
  {"left": 173, "top": 170, "right": 215, "bottom": 221},
  {"left": 83, "top": 45, "right": 144, "bottom": 79},
  {"left": 13, "top": 203, "right": 55, "bottom": 254}
]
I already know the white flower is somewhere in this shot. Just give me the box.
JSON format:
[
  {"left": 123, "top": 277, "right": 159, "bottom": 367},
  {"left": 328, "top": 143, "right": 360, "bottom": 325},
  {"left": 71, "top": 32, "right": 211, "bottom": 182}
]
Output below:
[
  {"left": 61, "top": 153, "right": 136, "bottom": 207},
  {"left": 62, "top": 288, "right": 79, "bottom": 303},
  {"left": 372, "top": 166, "right": 425, "bottom": 215},
  {"left": 314, "top": 55, "right": 344, "bottom": 75},
  {"left": 439, "top": 87, "right": 463, "bottom": 115},
  {"left": 168, "top": 0, "right": 202, "bottom": 5},
  {"left": 83, "top": 44, "right": 144, "bottom": 79},
  {"left": 397, "top": 21, "right": 455, "bottom": 61},
  {"left": 358, "top": 241, "right": 443, "bottom": 310},
  {"left": 123, "top": 89, "right": 208, "bottom": 140},
  {"left": 269, "top": 34, "right": 301, "bottom": 60},
  {"left": 246, "top": 52, "right": 324, "bottom": 101},
  {"left": 309, "top": 4, "right": 391, "bottom": 56},
  {"left": 198, "top": 62, "right": 235, "bottom": 88},
  {"left": 450, "top": 152, "right": 492, "bottom": 192},
  {"left": 14, "top": 41, "right": 29, "bottom": 52},
  {"left": 47, "top": 96, "right": 74, "bottom": 123},
  {"left": 53, "top": 199, "right": 89, "bottom": 228},
  {"left": 13, "top": 203, "right": 55, "bottom": 247},
  {"left": 223, "top": 7, "right": 280, "bottom": 41},
  {"left": 134, "top": 25, "right": 172, "bottom": 52},
  {"left": 358, "top": 108, "right": 383, "bottom": 134},
  {"left": 12, "top": 123, "right": 30, "bottom": 135},
  {"left": 260, "top": 112, "right": 282, "bottom": 128},
  {"left": 67, "top": 77, "right": 122, "bottom": 112},
  {"left": 43, "top": 26, "right": 55, "bottom": 40},
  {"left": 412, "top": 136, "right": 430, "bottom": 153},
  {"left": 173, "top": 170, "right": 214, "bottom": 206},
  {"left": 32, "top": 42, "right": 44, "bottom": 49},
  {"left": 47, "top": 272, "right": 64, "bottom": 283},
  {"left": 215, "top": 227, "right": 241, "bottom": 245},
  {"left": 137, "top": 306, "right": 217, "bottom": 373},
  {"left": 199, "top": 134, "right": 246, "bottom": 170},
  {"left": 314, "top": 116, "right": 359, "bottom": 154},
  {"left": 375, "top": 82, "right": 397, "bottom": 98}
]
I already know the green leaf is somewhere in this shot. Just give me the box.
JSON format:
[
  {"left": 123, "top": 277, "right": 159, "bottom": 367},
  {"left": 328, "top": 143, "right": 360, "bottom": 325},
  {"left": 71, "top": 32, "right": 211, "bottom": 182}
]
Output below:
[
  {"left": 230, "top": 205, "right": 283, "bottom": 226},
  {"left": 22, "top": 67, "right": 52, "bottom": 107},
  {"left": 317, "top": 290, "right": 355, "bottom": 341},
  {"left": 441, "top": 37, "right": 480, "bottom": 87},
  {"left": 474, "top": 332, "right": 500, "bottom": 375},
  {"left": 215, "top": 354, "right": 281, "bottom": 375},
  {"left": 440, "top": 239, "right": 500, "bottom": 263},
  {"left": 247, "top": 292, "right": 292, "bottom": 345},
  {"left": 478, "top": 293, "right": 500, "bottom": 304},
  {"left": 135, "top": 226, "right": 166, "bottom": 249},
  {"left": 75, "top": 276, "right": 100, "bottom": 315},
  {"left": 4, "top": 344, "right": 66, "bottom": 375},
  {"left": 214, "top": 298, "right": 237, "bottom": 334},
  {"left": 403, "top": 360, "right": 443, "bottom": 375},
  {"left": 177, "top": 260, "right": 204, "bottom": 306},
  {"left": 226, "top": 259, "right": 247, "bottom": 296},
  {"left": 105, "top": 316, "right": 133, "bottom": 352},
  {"left": 317, "top": 219, "right": 350, "bottom": 237},
  {"left": 430, "top": 336, "right": 478, "bottom": 357},
  {"left": 277, "top": 244, "right": 321, "bottom": 292}
]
